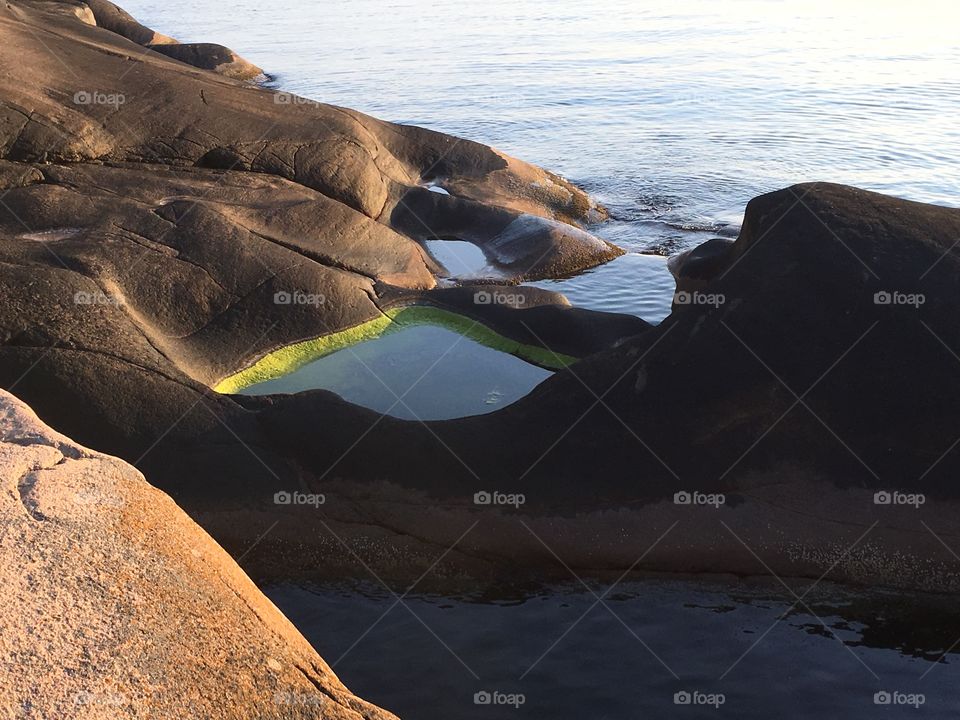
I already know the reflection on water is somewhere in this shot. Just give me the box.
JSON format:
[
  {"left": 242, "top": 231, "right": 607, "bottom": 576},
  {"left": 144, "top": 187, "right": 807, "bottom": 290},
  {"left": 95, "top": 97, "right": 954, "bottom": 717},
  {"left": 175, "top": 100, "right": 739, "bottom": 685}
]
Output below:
[
  {"left": 269, "top": 579, "right": 960, "bottom": 720},
  {"left": 529, "top": 253, "right": 677, "bottom": 322},
  {"left": 424, "top": 244, "right": 679, "bottom": 322},
  {"left": 424, "top": 243, "right": 678, "bottom": 321},
  {"left": 237, "top": 325, "right": 552, "bottom": 420},
  {"left": 424, "top": 239, "right": 501, "bottom": 280}
]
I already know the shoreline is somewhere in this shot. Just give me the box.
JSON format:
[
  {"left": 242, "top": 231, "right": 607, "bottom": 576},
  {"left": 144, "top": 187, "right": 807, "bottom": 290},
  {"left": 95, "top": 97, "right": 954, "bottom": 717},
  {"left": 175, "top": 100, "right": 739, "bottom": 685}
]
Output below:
[
  {"left": 2, "top": 2, "right": 960, "bottom": 717},
  {"left": 0, "top": 0, "right": 958, "bottom": 651}
]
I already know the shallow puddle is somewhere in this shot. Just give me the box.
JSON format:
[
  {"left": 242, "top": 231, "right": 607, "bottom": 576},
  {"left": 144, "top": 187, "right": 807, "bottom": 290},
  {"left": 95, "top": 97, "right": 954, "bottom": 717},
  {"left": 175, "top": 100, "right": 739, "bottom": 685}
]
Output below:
[
  {"left": 424, "top": 239, "right": 504, "bottom": 280},
  {"left": 237, "top": 324, "right": 552, "bottom": 420},
  {"left": 528, "top": 253, "right": 677, "bottom": 323}
]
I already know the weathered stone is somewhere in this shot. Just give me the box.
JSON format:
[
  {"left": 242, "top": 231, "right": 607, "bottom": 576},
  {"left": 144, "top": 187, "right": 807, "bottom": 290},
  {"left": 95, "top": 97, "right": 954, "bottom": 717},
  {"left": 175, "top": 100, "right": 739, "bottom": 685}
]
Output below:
[{"left": 0, "top": 390, "right": 398, "bottom": 719}]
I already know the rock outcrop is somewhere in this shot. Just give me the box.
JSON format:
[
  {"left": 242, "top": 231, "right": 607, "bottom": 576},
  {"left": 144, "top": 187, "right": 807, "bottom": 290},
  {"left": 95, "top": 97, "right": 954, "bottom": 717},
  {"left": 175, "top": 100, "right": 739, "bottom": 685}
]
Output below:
[
  {"left": 231, "top": 183, "right": 960, "bottom": 592},
  {"left": 0, "top": 0, "right": 612, "bottom": 258},
  {"left": 81, "top": 0, "right": 177, "bottom": 44},
  {"left": 1, "top": 0, "right": 958, "bottom": 594},
  {"left": 0, "top": 0, "right": 627, "bottom": 505},
  {"left": 0, "top": 0, "right": 624, "bottom": 432},
  {"left": 22, "top": 0, "right": 262, "bottom": 79},
  {"left": 0, "top": 389, "right": 398, "bottom": 720},
  {"left": 146, "top": 42, "right": 264, "bottom": 81}
]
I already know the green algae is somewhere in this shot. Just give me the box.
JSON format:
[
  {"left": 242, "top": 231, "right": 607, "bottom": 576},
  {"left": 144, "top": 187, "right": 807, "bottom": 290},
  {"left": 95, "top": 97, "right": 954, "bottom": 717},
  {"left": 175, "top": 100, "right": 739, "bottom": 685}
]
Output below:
[
  {"left": 386, "top": 306, "right": 577, "bottom": 369},
  {"left": 213, "top": 305, "right": 577, "bottom": 395},
  {"left": 213, "top": 314, "right": 393, "bottom": 394}
]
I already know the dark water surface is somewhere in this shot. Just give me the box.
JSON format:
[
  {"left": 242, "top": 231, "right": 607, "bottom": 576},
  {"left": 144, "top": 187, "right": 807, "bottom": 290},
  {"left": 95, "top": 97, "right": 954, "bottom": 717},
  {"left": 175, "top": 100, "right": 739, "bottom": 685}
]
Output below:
[{"left": 268, "top": 579, "right": 960, "bottom": 719}]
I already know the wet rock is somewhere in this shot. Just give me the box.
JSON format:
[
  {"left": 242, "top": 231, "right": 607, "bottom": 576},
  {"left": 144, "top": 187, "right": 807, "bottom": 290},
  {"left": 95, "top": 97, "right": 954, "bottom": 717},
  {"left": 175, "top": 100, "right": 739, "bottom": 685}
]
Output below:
[{"left": 667, "top": 236, "right": 734, "bottom": 294}]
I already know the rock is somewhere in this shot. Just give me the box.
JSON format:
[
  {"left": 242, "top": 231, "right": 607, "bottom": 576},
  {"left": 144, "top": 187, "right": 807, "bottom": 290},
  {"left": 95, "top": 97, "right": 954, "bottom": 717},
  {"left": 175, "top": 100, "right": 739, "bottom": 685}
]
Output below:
[
  {"left": 80, "top": 0, "right": 265, "bottom": 80},
  {"left": 147, "top": 42, "right": 264, "bottom": 80},
  {"left": 82, "top": 0, "right": 176, "bottom": 45},
  {"left": 467, "top": 182, "right": 960, "bottom": 503},
  {"left": 0, "top": 389, "right": 398, "bottom": 719},
  {"left": 71, "top": 0, "right": 96, "bottom": 25},
  {"left": 239, "top": 183, "right": 960, "bottom": 592},
  {"left": 390, "top": 186, "right": 621, "bottom": 280},
  {"left": 17, "top": 0, "right": 97, "bottom": 25},
  {"left": 0, "top": 0, "right": 624, "bottom": 478},
  {"left": 0, "top": 159, "right": 43, "bottom": 191},
  {"left": 0, "top": 0, "right": 613, "bottom": 261},
  {"left": 667, "top": 236, "right": 733, "bottom": 294},
  {"left": 378, "top": 283, "right": 651, "bottom": 360}
]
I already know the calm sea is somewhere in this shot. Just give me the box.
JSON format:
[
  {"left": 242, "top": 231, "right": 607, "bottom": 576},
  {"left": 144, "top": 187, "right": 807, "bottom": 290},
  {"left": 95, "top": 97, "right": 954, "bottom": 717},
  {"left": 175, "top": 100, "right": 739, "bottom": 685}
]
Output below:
[{"left": 123, "top": 0, "right": 960, "bottom": 259}]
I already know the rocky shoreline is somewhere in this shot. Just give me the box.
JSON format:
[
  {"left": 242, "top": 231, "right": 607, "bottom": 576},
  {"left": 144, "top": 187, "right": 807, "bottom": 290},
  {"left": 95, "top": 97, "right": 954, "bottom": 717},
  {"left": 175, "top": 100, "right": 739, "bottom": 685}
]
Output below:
[{"left": 2, "top": 1, "right": 960, "bottom": 713}]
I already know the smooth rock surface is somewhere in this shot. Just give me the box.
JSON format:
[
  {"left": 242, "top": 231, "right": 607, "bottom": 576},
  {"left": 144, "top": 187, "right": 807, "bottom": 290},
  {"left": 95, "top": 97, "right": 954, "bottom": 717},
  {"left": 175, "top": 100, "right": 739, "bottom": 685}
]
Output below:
[
  {"left": 0, "top": 389, "right": 398, "bottom": 720},
  {"left": 147, "top": 42, "right": 264, "bottom": 80}
]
